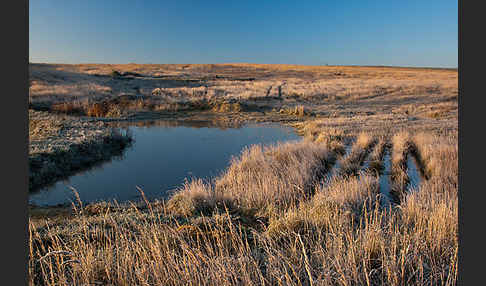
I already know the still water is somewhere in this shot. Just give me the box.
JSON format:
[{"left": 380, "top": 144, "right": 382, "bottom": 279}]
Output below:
[{"left": 29, "top": 120, "right": 301, "bottom": 206}]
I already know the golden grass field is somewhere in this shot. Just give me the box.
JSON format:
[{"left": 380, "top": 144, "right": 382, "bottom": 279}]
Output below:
[
  {"left": 29, "top": 63, "right": 457, "bottom": 132},
  {"left": 28, "top": 63, "right": 458, "bottom": 285}
]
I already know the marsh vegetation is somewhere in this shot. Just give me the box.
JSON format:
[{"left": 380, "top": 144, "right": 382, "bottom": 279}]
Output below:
[{"left": 28, "top": 63, "right": 457, "bottom": 285}]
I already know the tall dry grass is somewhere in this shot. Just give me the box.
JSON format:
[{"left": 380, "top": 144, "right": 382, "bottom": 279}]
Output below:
[
  {"left": 412, "top": 132, "right": 457, "bottom": 181},
  {"left": 29, "top": 131, "right": 457, "bottom": 285},
  {"left": 168, "top": 140, "right": 333, "bottom": 217}
]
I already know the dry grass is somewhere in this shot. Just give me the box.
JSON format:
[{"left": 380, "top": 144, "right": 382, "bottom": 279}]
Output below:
[
  {"left": 29, "top": 129, "right": 132, "bottom": 192},
  {"left": 389, "top": 132, "right": 412, "bottom": 202},
  {"left": 29, "top": 130, "right": 457, "bottom": 285},
  {"left": 338, "top": 132, "right": 376, "bottom": 176},
  {"left": 168, "top": 140, "right": 333, "bottom": 217},
  {"left": 412, "top": 132, "right": 457, "bottom": 181},
  {"left": 29, "top": 118, "right": 63, "bottom": 142},
  {"left": 166, "top": 179, "right": 236, "bottom": 217},
  {"left": 28, "top": 63, "right": 457, "bottom": 285},
  {"left": 366, "top": 137, "right": 388, "bottom": 174},
  {"left": 29, "top": 64, "right": 458, "bottom": 131},
  {"left": 211, "top": 101, "right": 244, "bottom": 113},
  {"left": 50, "top": 102, "right": 85, "bottom": 115}
]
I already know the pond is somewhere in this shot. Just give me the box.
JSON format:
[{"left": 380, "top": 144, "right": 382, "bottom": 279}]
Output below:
[{"left": 29, "top": 120, "right": 301, "bottom": 206}]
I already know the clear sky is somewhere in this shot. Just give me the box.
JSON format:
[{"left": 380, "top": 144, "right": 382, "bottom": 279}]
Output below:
[{"left": 29, "top": 1, "right": 457, "bottom": 67}]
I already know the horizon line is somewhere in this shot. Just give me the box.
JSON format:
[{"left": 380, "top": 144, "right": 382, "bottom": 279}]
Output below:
[{"left": 28, "top": 61, "right": 458, "bottom": 70}]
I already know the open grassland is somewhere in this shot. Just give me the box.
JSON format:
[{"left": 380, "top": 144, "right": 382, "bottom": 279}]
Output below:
[
  {"left": 29, "top": 63, "right": 457, "bottom": 285},
  {"left": 29, "top": 63, "right": 457, "bottom": 130}
]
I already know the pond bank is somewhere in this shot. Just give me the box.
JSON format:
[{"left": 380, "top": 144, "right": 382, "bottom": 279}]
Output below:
[{"left": 29, "top": 110, "right": 133, "bottom": 192}]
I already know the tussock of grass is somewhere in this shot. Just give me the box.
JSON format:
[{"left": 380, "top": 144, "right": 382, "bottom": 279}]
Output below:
[
  {"left": 166, "top": 179, "right": 236, "bottom": 217},
  {"left": 295, "top": 123, "right": 347, "bottom": 156},
  {"left": 110, "top": 70, "right": 122, "bottom": 78},
  {"left": 365, "top": 137, "right": 388, "bottom": 174},
  {"left": 412, "top": 132, "right": 457, "bottom": 181},
  {"left": 338, "top": 132, "right": 376, "bottom": 176},
  {"left": 314, "top": 128, "right": 346, "bottom": 145},
  {"left": 85, "top": 102, "right": 110, "bottom": 117},
  {"left": 267, "top": 174, "right": 380, "bottom": 238}
]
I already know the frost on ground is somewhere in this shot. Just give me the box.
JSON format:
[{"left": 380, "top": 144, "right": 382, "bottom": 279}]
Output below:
[{"left": 29, "top": 110, "right": 132, "bottom": 192}]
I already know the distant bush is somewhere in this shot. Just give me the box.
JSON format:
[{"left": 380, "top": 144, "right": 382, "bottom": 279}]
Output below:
[
  {"left": 50, "top": 102, "right": 84, "bottom": 115},
  {"left": 211, "top": 101, "right": 243, "bottom": 113},
  {"left": 86, "top": 102, "right": 109, "bottom": 117},
  {"left": 111, "top": 70, "right": 122, "bottom": 78},
  {"left": 279, "top": 105, "right": 313, "bottom": 117}
]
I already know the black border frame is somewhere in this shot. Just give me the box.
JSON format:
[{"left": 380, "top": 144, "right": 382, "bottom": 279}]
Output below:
[{"left": 4, "top": 0, "right": 471, "bottom": 284}]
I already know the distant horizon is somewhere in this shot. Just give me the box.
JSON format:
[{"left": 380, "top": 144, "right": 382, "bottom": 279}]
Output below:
[{"left": 28, "top": 61, "right": 458, "bottom": 70}]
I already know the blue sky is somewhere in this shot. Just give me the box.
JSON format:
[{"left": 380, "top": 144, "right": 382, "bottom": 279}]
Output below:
[{"left": 29, "top": 1, "right": 457, "bottom": 67}]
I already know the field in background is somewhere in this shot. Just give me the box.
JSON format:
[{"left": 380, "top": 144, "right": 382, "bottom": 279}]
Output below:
[
  {"left": 29, "top": 63, "right": 457, "bottom": 133},
  {"left": 28, "top": 63, "right": 458, "bottom": 285}
]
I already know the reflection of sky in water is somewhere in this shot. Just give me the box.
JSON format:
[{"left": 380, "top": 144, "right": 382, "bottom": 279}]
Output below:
[
  {"left": 29, "top": 122, "right": 300, "bottom": 206},
  {"left": 379, "top": 149, "right": 392, "bottom": 206},
  {"left": 379, "top": 150, "right": 422, "bottom": 206},
  {"left": 406, "top": 155, "right": 422, "bottom": 192}
]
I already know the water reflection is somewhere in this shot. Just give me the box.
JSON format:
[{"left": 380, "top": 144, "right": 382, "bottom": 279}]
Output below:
[{"left": 109, "top": 118, "right": 245, "bottom": 130}]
